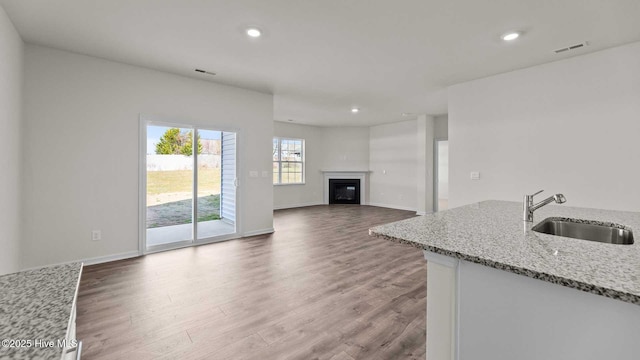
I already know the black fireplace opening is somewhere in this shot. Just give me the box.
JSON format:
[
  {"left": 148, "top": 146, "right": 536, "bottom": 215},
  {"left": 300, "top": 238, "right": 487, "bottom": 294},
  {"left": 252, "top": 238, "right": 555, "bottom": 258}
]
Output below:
[{"left": 329, "top": 179, "right": 361, "bottom": 204}]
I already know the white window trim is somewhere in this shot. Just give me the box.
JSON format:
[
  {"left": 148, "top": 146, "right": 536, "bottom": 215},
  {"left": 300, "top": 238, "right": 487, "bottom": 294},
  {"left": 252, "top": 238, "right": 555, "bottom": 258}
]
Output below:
[{"left": 273, "top": 137, "right": 305, "bottom": 185}]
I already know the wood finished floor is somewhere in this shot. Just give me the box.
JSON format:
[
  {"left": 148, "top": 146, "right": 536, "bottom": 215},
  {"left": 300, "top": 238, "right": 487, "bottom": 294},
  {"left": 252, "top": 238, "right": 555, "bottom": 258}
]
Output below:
[{"left": 77, "top": 205, "right": 426, "bottom": 360}]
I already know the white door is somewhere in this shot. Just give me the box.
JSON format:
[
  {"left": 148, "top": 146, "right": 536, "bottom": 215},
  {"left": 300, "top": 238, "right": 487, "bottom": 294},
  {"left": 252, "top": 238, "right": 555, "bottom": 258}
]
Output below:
[{"left": 434, "top": 140, "right": 449, "bottom": 212}]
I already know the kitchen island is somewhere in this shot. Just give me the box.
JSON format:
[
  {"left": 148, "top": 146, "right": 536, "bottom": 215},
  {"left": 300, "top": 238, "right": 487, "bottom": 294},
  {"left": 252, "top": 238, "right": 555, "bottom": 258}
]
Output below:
[
  {"left": 370, "top": 200, "right": 640, "bottom": 360},
  {"left": 0, "top": 263, "right": 83, "bottom": 360}
]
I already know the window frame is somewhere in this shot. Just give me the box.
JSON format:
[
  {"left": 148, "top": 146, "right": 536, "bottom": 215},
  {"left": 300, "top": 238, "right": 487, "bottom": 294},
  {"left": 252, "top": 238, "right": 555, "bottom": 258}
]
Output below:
[{"left": 273, "top": 137, "right": 305, "bottom": 185}]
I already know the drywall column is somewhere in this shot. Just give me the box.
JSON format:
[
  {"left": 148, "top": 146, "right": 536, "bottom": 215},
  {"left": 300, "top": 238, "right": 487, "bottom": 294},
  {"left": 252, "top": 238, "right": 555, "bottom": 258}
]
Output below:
[
  {"left": 369, "top": 121, "right": 418, "bottom": 210},
  {"left": 0, "top": 5, "right": 24, "bottom": 275},
  {"left": 416, "top": 115, "right": 435, "bottom": 215}
]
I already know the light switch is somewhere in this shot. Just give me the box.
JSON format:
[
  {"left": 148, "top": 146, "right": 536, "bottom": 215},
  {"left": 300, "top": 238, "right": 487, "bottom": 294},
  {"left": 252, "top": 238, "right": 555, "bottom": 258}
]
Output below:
[
  {"left": 470, "top": 171, "right": 480, "bottom": 180},
  {"left": 249, "top": 170, "right": 259, "bottom": 178},
  {"left": 261, "top": 171, "right": 268, "bottom": 178}
]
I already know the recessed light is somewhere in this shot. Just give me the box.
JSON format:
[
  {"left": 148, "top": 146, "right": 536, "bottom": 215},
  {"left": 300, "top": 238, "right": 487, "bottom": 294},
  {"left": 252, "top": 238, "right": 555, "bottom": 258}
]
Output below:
[
  {"left": 351, "top": 107, "right": 360, "bottom": 113},
  {"left": 246, "top": 28, "right": 262, "bottom": 38},
  {"left": 501, "top": 32, "right": 521, "bottom": 41}
]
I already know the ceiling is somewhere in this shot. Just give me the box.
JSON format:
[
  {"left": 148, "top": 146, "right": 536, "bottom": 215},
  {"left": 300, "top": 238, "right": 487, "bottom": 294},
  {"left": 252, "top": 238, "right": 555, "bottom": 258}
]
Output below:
[{"left": 2, "top": 0, "right": 640, "bottom": 127}]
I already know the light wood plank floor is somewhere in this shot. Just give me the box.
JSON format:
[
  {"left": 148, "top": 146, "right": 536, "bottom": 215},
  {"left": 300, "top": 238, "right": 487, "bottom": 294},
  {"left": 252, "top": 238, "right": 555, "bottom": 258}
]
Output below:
[{"left": 77, "top": 205, "right": 426, "bottom": 359}]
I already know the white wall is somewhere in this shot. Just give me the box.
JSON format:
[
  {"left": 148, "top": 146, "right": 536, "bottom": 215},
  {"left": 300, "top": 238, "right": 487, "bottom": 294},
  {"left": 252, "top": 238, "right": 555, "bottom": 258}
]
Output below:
[
  {"left": 22, "top": 45, "right": 274, "bottom": 269},
  {"left": 449, "top": 41, "right": 640, "bottom": 211},
  {"left": 320, "top": 127, "right": 370, "bottom": 170},
  {"left": 369, "top": 120, "right": 418, "bottom": 211},
  {"left": 0, "top": 6, "right": 23, "bottom": 275},
  {"left": 273, "top": 122, "right": 323, "bottom": 209}
]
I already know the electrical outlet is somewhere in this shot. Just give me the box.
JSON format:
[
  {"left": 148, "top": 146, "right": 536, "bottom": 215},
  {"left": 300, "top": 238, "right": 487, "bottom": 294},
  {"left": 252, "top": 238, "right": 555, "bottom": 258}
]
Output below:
[
  {"left": 261, "top": 170, "right": 268, "bottom": 178},
  {"left": 249, "top": 170, "right": 259, "bottom": 178},
  {"left": 470, "top": 171, "right": 480, "bottom": 180},
  {"left": 92, "top": 230, "right": 101, "bottom": 241}
]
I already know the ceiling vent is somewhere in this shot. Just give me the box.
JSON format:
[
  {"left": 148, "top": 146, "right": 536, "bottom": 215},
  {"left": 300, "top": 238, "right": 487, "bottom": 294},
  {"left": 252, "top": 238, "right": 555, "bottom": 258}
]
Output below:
[
  {"left": 554, "top": 41, "right": 589, "bottom": 54},
  {"left": 195, "top": 69, "right": 216, "bottom": 76}
]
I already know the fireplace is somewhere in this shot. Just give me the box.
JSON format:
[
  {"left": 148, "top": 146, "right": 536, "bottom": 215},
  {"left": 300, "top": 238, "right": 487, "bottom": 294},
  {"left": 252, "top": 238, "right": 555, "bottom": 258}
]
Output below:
[
  {"left": 329, "top": 179, "right": 361, "bottom": 204},
  {"left": 322, "top": 171, "right": 368, "bottom": 205}
]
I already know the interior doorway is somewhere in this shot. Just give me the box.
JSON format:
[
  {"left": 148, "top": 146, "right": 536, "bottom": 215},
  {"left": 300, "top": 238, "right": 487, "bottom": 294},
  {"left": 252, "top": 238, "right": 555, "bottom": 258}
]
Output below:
[
  {"left": 140, "top": 118, "right": 237, "bottom": 252},
  {"left": 434, "top": 139, "right": 449, "bottom": 212}
]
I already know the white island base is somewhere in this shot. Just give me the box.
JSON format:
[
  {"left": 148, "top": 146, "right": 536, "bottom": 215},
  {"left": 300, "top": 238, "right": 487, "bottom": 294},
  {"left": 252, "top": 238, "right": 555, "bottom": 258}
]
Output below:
[{"left": 424, "top": 250, "right": 640, "bottom": 360}]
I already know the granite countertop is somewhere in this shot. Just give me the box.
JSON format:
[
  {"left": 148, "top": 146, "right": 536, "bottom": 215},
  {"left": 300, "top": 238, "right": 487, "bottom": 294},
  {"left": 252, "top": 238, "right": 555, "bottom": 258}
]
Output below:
[
  {"left": 0, "top": 262, "right": 83, "bottom": 360},
  {"left": 370, "top": 200, "right": 640, "bottom": 305}
]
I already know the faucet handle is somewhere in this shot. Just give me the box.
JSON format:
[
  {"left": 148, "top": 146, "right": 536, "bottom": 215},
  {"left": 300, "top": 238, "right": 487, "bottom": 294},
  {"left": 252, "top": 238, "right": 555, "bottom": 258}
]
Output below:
[{"left": 529, "top": 189, "right": 544, "bottom": 197}]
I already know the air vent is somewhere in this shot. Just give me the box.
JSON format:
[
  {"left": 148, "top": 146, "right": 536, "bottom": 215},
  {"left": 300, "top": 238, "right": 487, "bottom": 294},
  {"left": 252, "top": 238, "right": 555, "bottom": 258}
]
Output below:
[
  {"left": 195, "top": 69, "right": 216, "bottom": 76},
  {"left": 554, "top": 41, "right": 589, "bottom": 54}
]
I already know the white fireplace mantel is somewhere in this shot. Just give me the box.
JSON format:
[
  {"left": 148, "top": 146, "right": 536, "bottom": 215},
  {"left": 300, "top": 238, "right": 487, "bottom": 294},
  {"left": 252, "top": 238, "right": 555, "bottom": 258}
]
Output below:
[{"left": 321, "top": 170, "right": 370, "bottom": 205}]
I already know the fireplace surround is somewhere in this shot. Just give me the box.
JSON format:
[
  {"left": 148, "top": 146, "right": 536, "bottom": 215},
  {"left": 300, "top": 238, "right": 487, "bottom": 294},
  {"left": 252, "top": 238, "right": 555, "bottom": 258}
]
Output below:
[{"left": 322, "top": 171, "right": 369, "bottom": 205}]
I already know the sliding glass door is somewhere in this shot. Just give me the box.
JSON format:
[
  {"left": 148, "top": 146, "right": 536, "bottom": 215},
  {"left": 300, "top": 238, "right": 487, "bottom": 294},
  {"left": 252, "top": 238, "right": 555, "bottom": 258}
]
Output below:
[{"left": 142, "top": 119, "right": 237, "bottom": 252}]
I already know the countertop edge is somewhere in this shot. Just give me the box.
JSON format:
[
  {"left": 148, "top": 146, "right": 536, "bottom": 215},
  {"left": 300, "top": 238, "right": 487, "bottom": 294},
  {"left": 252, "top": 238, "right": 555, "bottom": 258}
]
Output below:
[
  {"left": 0, "top": 262, "right": 84, "bottom": 360},
  {"left": 61, "top": 262, "right": 83, "bottom": 359},
  {"left": 369, "top": 229, "right": 640, "bottom": 306}
]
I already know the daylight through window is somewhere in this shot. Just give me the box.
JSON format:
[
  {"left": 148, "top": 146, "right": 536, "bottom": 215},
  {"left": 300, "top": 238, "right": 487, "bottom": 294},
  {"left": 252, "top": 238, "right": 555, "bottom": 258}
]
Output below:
[{"left": 273, "top": 137, "right": 304, "bottom": 184}]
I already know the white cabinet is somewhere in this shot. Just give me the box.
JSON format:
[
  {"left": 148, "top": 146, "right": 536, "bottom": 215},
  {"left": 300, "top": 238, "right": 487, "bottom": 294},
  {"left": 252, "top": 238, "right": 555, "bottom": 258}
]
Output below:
[{"left": 424, "top": 250, "right": 640, "bottom": 360}]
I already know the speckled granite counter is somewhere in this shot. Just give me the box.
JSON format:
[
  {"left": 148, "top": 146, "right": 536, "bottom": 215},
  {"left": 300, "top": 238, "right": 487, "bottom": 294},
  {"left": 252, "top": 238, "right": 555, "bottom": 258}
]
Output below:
[
  {"left": 0, "top": 262, "right": 82, "bottom": 360},
  {"left": 370, "top": 200, "right": 640, "bottom": 305}
]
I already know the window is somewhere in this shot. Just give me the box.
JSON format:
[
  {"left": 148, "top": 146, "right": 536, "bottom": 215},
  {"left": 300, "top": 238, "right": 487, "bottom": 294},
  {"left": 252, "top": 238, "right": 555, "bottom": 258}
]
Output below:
[{"left": 273, "top": 137, "right": 304, "bottom": 184}]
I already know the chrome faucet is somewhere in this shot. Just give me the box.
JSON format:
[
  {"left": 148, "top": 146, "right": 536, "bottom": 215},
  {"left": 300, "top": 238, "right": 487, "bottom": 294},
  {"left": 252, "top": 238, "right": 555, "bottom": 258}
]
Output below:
[{"left": 523, "top": 190, "right": 566, "bottom": 222}]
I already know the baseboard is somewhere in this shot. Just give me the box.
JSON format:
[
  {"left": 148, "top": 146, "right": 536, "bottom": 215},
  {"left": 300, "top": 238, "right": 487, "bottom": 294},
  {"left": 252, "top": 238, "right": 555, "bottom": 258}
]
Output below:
[
  {"left": 21, "top": 229, "right": 276, "bottom": 271},
  {"left": 243, "top": 227, "right": 275, "bottom": 237},
  {"left": 83, "top": 250, "right": 141, "bottom": 265},
  {"left": 367, "top": 202, "right": 417, "bottom": 212},
  {"left": 273, "top": 202, "right": 323, "bottom": 210},
  {"left": 21, "top": 250, "right": 141, "bottom": 271}
]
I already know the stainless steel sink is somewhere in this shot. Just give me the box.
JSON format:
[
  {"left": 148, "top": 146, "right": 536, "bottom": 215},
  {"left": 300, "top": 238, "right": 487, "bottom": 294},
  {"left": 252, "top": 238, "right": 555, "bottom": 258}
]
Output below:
[{"left": 532, "top": 217, "right": 634, "bottom": 245}]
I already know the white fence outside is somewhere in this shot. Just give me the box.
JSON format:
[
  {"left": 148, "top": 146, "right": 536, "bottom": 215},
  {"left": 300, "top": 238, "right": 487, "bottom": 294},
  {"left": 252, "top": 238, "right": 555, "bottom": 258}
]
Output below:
[{"left": 147, "top": 154, "right": 221, "bottom": 171}]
